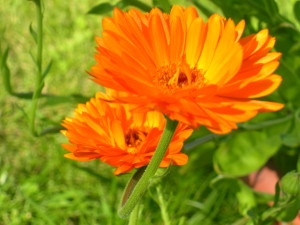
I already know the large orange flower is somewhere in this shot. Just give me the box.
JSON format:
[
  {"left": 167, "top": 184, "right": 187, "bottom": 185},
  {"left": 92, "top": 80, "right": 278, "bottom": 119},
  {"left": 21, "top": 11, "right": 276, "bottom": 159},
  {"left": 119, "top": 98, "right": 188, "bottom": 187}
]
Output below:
[
  {"left": 61, "top": 92, "right": 193, "bottom": 175},
  {"left": 90, "top": 5, "right": 284, "bottom": 134}
]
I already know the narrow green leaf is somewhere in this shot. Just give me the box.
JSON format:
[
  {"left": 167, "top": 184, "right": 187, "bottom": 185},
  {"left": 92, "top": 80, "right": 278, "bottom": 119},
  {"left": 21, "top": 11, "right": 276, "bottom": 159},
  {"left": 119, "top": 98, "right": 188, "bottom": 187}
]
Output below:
[
  {"left": 247, "top": 210, "right": 259, "bottom": 225},
  {"left": 152, "top": 0, "right": 171, "bottom": 12},
  {"left": 294, "top": 1, "right": 300, "bottom": 23},
  {"left": 122, "top": 0, "right": 152, "bottom": 12},
  {"left": 263, "top": 0, "right": 279, "bottom": 15},
  {"left": 115, "top": 1, "right": 127, "bottom": 9},
  {"left": 274, "top": 182, "right": 280, "bottom": 206},
  {"left": 40, "top": 125, "right": 64, "bottom": 136},
  {"left": 29, "top": 51, "right": 36, "bottom": 65},
  {"left": 41, "top": 95, "right": 84, "bottom": 107},
  {"left": 178, "top": 217, "right": 187, "bottom": 225},
  {"left": 15, "top": 103, "right": 30, "bottom": 122},
  {"left": 0, "top": 46, "right": 9, "bottom": 68},
  {"left": 42, "top": 60, "right": 53, "bottom": 79},
  {"left": 28, "top": 0, "right": 41, "bottom": 6},
  {"left": 37, "top": 81, "right": 45, "bottom": 94},
  {"left": 297, "top": 155, "right": 300, "bottom": 172},
  {"left": 190, "top": 0, "right": 213, "bottom": 17},
  {"left": 0, "top": 47, "right": 13, "bottom": 94},
  {"left": 29, "top": 23, "right": 38, "bottom": 44},
  {"left": 87, "top": 3, "right": 114, "bottom": 15}
]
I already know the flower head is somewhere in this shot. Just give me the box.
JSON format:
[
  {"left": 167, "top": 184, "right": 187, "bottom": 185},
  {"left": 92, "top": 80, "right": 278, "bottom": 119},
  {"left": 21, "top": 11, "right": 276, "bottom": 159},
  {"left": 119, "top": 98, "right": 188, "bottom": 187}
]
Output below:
[
  {"left": 61, "top": 92, "right": 192, "bottom": 175},
  {"left": 90, "top": 5, "right": 283, "bottom": 134}
]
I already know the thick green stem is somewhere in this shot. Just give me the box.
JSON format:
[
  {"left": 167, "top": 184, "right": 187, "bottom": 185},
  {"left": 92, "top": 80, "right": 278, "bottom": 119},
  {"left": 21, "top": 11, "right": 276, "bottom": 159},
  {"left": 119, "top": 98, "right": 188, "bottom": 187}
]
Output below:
[
  {"left": 118, "top": 117, "right": 178, "bottom": 218},
  {"left": 128, "top": 202, "right": 140, "bottom": 225},
  {"left": 29, "top": 0, "right": 43, "bottom": 136}
]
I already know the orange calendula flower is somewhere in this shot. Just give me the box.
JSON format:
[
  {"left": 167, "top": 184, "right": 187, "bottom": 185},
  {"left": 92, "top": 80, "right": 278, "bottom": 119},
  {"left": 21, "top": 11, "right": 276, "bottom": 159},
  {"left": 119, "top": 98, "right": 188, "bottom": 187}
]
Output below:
[
  {"left": 90, "top": 5, "right": 284, "bottom": 134},
  {"left": 61, "top": 92, "right": 193, "bottom": 175}
]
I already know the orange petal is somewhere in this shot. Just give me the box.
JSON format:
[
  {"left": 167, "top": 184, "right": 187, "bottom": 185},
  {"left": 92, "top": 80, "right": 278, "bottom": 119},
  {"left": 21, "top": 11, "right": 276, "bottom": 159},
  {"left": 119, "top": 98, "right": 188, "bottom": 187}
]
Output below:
[
  {"left": 197, "top": 14, "right": 223, "bottom": 71},
  {"left": 186, "top": 18, "right": 206, "bottom": 67},
  {"left": 221, "top": 75, "right": 282, "bottom": 98},
  {"left": 184, "top": 6, "right": 199, "bottom": 28},
  {"left": 170, "top": 5, "right": 186, "bottom": 64},
  {"left": 149, "top": 9, "right": 170, "bottom": 66}
]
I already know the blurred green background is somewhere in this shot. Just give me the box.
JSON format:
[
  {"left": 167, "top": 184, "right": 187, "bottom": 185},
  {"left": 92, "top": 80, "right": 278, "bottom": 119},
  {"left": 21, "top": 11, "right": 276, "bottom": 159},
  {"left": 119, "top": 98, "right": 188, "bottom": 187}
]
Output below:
[{"left": 1, "top": 0, "right": 300, "bottom": 224}]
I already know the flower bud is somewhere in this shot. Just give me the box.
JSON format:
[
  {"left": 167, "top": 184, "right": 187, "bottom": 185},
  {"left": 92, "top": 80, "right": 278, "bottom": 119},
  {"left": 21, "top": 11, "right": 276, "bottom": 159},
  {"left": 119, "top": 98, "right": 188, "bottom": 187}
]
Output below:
[{"left": 281, "top": 171, "right": 300, "bottom": 196}]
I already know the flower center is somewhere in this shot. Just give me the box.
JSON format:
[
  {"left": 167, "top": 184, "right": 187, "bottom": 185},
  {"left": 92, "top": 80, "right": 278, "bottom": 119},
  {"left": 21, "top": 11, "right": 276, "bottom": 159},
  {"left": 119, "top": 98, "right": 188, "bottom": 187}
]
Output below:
[
  {"left": 154, "top": 64, "right": 206, "bottom": 91},
  {"left": 125, "top": 129, "right": 147, "bottom": 153}
]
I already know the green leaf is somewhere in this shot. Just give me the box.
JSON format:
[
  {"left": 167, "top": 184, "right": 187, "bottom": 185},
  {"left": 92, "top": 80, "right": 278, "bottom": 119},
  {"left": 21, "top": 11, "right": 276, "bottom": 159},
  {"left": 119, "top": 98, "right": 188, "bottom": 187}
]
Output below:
[
  {"left": 29, "top": 51, "right": 36, "bottom": 65},
  {"left": 41, "top": 96, "right": 83, "bottom": 107},
  {"left": 214, "top": 131, "right": 281, "bottom": 176},
  {"left": 297, "top": 155, "right": 300, "bottom": 172},
  {"left": 115, "top": 0, "right": 151, "bottom": 12},
  {"left": 276, "top": 61, "right": 300, "bottom": 105},
  {"left": 40, "top": 125, "right": 64, "bottom": 136},
  {"left": 281, "top": 110, "right": 300, "bottom": 147},
  {"left": 152, "top": 0, "right": 171, "bottom": 12},
  {"left": 0, "top": 47, "right": 13, "bottom": 94},
  {"left": 190, "top": 0, "right": 213, "bottom": 18},
  {"left": 87, "top": 3, "right": 114, "bottom": 15},
  {"left": 0, "top": 45, "right": 9, "bottom": 68},
  {"left": 211, "top": 178, "right": 257, "bottom": 218},
  {"left": 42, "top": 60, "right": 53, "bottom": 79},
  {"left": 15, "top": 103, "right": 30, "bottom": 122},
  {"left": 281, "top": 171, "right": 300, "bottom": 196},
  {"left": 28, "top": 0, "right": 41, "bottom": 6},
  {"left": 263, "top": 0, "right": 279, "bottom": 15},
  {"left": 277, "top": 196, "right": 300, "bottom": 222},
  {"left": 236, "top": 180, "right": 257, "bottom": 216},
  {"left": 29, "top": 23, "right": 37, "bottom": 44},
  {"left": 294, "top": 1, "right": 300, "bottom": 23},
  {"left": 274, "top": 182, "right": 280, "bottom": 206},
  {"left": 115, "top": 1, "right": 128, "bottom": 9}
]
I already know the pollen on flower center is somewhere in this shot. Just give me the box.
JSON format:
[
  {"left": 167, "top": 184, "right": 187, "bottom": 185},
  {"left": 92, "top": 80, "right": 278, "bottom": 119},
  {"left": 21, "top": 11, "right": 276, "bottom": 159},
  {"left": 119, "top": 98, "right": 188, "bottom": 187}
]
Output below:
[
  {"left": 154, "top": 64, "right": 206, "bottom": 91},
  {"left": 125, "top": 129, "right": 147, "bottom": 153}
]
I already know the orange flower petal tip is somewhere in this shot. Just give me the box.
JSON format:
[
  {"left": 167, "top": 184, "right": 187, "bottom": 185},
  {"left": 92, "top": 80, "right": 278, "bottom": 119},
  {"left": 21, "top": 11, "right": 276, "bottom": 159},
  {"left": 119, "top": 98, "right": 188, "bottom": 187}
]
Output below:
[{"left": 90, "top": 5, "right": 284, "bottom": 134}]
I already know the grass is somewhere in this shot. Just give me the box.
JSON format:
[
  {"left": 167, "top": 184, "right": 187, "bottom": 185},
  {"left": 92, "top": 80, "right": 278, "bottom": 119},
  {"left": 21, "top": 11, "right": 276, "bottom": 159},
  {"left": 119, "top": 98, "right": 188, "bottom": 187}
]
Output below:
[{"left": 1, "top": 0, "right": 300, "bottom": 224}]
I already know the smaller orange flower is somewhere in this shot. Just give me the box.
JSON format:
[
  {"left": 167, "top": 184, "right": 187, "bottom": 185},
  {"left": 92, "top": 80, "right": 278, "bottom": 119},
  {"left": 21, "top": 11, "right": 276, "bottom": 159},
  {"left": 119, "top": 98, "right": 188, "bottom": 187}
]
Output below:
[{"left": 61, "top": 92, "right": 193, "bottom": 175}]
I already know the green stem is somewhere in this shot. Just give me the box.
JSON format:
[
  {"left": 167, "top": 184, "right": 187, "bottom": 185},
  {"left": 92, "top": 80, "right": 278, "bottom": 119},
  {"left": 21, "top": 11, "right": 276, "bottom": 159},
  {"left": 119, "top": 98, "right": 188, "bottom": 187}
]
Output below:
[
  {"left": 29, "top": 0, "right": 43, "bottom": 136},
  {"left": 128, "top": 201, "right": 140, "bottom": 225},
  {"left": 118, "top": 117, "right": 178, "bottom": 218},
  {"left": 184, "top": 114, "right": 293, "bottom": 151},
  {"left": 239, "top": 114, "right": 293, "bottom": 130}
]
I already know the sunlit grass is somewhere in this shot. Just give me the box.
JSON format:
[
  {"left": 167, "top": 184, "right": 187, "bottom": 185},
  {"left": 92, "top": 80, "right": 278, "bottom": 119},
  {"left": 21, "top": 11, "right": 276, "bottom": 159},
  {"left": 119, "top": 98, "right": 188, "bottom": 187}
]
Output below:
[{"left": 1, "top": 0, "right": 299, "bottom": 224}]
